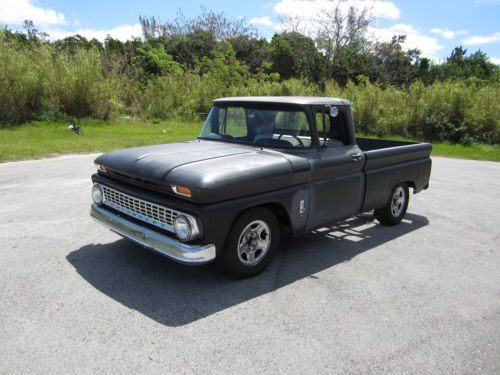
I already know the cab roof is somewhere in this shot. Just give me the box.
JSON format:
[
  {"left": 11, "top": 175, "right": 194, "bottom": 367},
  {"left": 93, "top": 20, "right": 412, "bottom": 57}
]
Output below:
[{"left": 213, "top": 96, "right": 351, "bottom": 106}]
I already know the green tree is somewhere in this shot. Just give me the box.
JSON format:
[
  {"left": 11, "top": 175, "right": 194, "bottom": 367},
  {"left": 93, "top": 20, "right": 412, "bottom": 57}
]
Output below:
[
  {"left": 230, "top": 36, "right": 271, "bottom": 74},
  {"left": 198, "top": 41, "right": 248, "bottom": 85},
  {"left": 270, "top": 32, "right": 324, "bottom": 81},
  {"left": 54, "top": 35, "right": 103, "bottom": 53},
  {"left": 133, "top": 43, "right": 182, "bottom": 77},
  {"left": 314, "top": 3, "right": 372, "bottom": 84},
  {"left": 372, "top": 35, "right": 421, "bottom": 87},
  {"left": 431, "top": 46, "right": 498, "bottom": 82},
  {"left": 162, "top": 29, "right": 217, "bottom": 69}
]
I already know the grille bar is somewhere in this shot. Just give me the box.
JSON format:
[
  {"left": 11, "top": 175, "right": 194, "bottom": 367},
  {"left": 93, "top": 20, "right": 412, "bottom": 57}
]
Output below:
[{"left": 101, "top": 185, "right": 179, "bottom": 232}]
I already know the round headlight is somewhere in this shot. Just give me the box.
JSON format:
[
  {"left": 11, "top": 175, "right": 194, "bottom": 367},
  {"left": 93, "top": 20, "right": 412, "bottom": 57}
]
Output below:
[
  {"left": 92, "top": 183, "right": 104, "bottom": 205},
  {"left": 174, "top": 215, "right": 192, "bottom": 242}
]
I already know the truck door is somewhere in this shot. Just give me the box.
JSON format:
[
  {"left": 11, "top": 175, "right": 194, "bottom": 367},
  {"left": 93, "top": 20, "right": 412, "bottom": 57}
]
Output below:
[{"left": 307, "top": 106, "right": 365, "bottom": 229}]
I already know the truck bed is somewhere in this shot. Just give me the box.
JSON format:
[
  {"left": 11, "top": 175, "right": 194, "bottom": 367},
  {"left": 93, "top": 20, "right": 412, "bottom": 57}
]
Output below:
[
  {"left": 357, "top": 137, "right": 417, "bottom": 151},
  {"left": 357, "top": 137, "right": 432, "bottom": 169},
  {"left": 357, "top": 137, "right": 431, "bottom": 153},
  {"left": 356, "top": 137, "right": 432, "bottom": 212}
]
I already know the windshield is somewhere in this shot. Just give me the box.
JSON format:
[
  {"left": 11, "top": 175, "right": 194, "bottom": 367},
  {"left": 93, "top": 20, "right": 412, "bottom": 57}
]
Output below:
[{"left": 199, "top": 105, "right": 314, "bottom": 149}]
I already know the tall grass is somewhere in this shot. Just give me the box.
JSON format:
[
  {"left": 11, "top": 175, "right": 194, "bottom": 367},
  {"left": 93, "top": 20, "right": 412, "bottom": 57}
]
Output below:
[
  {"left": 327, "top": 80, "right": 500, "bottom": 143},
  {"left": 0, "top": 37, "right": 120, "bottom": 122},
  {"left": 1, "top": 35, "right": 498, "bottom": 144}
]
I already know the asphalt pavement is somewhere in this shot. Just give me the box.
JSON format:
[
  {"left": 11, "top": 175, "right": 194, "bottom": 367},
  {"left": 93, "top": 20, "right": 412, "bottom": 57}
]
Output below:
[{"left": 1, "top": 154, "right": 499, "bottom": 374}]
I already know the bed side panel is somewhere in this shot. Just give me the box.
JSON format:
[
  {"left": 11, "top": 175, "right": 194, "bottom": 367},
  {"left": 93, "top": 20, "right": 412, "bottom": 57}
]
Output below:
[{"left": 361, "top": 143, "right": 432, "bottom": 212}]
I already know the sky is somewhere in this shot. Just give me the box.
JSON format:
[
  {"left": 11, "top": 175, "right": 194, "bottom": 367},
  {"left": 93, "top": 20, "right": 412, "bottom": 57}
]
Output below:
[{"left": 1, "top": 0, "right": 499, "bottom": 63}]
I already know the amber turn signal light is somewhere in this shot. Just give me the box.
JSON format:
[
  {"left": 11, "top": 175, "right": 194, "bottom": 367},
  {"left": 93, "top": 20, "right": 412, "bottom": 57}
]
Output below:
[
  {"left": 171, "top": 185, "right": 192, "bottom": 197},
  {"left": 96, "top": 164, "right": 107, "bottom": 173}
]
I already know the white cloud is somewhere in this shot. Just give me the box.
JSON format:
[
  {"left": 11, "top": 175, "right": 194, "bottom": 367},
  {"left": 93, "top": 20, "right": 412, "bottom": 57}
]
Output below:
[
  {"left": 463, "top": 32, "right": 500, "bottom": 45},
  {"left": 272, "top": 1, "right": 441, "bottom": 58},
  {"left": 274, "top": 0, "right": 400, "bottom": 22},
  {"left": 249, "top": 16, "right": 274, "bottom": 26},
  {"left": 430, "top": 28, "right": 468, "bottom": 39},
  {"left": 274, "top": 0, "right": 401, "bottom": 37},
  {"left": 489, "top": 57, "right": 500, "bottom": 64},
  {"left": 370, "top": 24, "right": 443, "bottom": 59},
  {"left": 0, "top": 0, "right": 65, "bottom": 25},
  {"left": 46, "top": 24, "right": 142, "bottom": 42},
  {"left": 0, "top": 0, "right": 142, "bottom": 42}
]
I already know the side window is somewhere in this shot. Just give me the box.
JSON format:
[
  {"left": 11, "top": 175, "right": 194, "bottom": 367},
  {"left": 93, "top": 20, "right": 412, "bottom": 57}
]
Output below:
[
  {"left": 315, "top": 108, "right": 349, "bottom": 147},
  {"left": 219, "top": 107, "right": 247, "bottom": 137}
]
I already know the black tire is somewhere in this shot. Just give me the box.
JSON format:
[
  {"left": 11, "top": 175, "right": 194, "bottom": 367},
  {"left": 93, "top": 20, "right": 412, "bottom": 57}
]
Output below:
[
  {"left": 374, "top": 183, "right": 409, "bottom": 226},
  {"left": 217, "top": 207, "right": 280, "bottom": 278}
]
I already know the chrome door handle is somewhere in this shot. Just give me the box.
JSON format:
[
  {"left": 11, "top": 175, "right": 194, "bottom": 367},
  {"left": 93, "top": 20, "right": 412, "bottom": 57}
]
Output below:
[{"left": 351, "top": 152, "right": 363, "bottom": 161}]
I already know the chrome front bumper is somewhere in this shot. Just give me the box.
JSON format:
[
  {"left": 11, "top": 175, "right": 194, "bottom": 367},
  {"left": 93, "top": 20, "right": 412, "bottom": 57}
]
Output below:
[{"left": 90, "top": 204, "right": 216, "bottom": 265}]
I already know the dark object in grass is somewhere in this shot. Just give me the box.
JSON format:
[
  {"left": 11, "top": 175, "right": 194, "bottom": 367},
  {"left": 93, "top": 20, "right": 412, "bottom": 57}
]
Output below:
[{"left": 68, "top": 124, "right": 81, "bottom": 135}]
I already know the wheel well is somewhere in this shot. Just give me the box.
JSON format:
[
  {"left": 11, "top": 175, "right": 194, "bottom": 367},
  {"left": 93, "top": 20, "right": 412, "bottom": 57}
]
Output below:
[
  {"left": 264, "top": 202, "right": 291, "bottom": 227},
  {"left": 401, "top": 180, "right": 416, "bottom": 191},
  {"left": 383, "top": 181, "right": 414, "bottom": 207},
  {"left": 217, "top": 202, "right": 291, "bottom": 252},
  {"left": 238, "top": 202, "right": 291, "bottom": 228}
]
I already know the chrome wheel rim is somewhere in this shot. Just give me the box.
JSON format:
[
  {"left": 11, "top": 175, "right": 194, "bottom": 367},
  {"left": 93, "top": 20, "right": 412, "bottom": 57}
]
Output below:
[
  {"left": 237, "top": 220, "right": 271, "bottom": 266},
  {"left": 391, "top": 186, "right": 405, "bottom": 217}
]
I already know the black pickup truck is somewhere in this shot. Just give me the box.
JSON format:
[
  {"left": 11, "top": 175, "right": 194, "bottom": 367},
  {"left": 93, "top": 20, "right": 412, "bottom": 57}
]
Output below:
[{"left": 90, "top": 96, "right": 431, "bottom": 277}]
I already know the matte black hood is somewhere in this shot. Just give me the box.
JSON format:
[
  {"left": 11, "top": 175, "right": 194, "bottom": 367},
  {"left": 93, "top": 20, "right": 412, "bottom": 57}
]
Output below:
[{"left": 95, "top": 141, "right": 311, "bottom": 203}]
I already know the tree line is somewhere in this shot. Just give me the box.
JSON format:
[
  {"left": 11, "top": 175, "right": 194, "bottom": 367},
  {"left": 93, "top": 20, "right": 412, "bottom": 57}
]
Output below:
[{"left": 0, "top": 6, "right": 498, "bottom": 144}]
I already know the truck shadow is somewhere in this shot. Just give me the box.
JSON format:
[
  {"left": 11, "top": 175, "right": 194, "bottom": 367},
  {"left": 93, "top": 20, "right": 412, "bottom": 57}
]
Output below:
[{"left": 67, "top": 213, "right": 428, "bottom": 327}]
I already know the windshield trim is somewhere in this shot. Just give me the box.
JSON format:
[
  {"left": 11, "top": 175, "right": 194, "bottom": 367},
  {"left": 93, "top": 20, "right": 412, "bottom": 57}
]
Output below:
[{"left": 197, "top": 136, "right": 316, "bottom": 151}]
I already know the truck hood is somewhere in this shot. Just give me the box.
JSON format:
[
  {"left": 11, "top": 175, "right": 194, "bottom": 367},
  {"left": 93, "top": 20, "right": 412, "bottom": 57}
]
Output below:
[{"left": 95, "top": 141, "right": 310, "bottom": 203}]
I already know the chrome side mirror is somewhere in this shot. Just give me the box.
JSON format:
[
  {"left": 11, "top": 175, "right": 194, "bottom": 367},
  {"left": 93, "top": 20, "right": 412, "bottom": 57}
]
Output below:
[{"left": 329, "top": 107, "right": 339, "bottom": 118}]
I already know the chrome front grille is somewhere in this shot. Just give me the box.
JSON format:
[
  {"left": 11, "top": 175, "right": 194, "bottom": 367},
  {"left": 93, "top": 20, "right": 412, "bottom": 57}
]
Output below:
[{"left": 101, "top": 185, "right": 178, "bottom": 232}]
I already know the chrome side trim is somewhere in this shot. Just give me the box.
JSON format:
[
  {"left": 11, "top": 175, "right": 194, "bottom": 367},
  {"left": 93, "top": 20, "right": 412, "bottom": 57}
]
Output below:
[{"left": 90, "top": 204, "right": 216, "bottom": 265}]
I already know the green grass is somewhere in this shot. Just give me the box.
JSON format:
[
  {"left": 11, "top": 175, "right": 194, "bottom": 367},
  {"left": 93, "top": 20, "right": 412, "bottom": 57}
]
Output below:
[
  {"left": 427, "top": 142, "right": 500, "bottom": 161},
  {"left": 0, "top": 119, "right": 202, "bottom": 162},
  {"left": 0, "top": 120, "right": 499, "bottom": 162}
]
